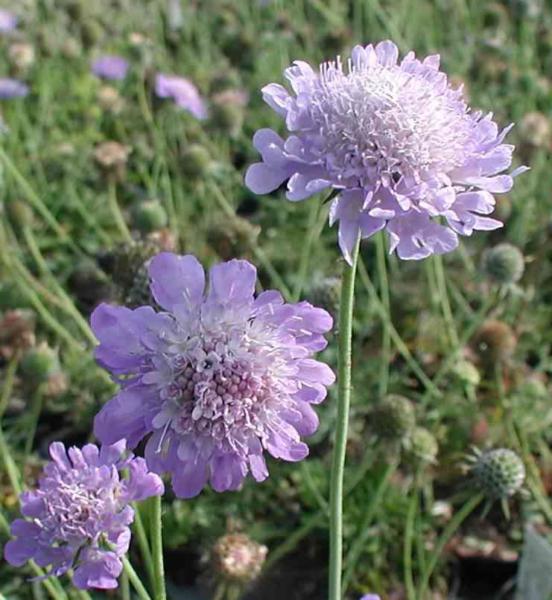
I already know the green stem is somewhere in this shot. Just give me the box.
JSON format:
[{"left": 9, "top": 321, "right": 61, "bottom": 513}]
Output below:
[
  {"left": 329, "top": 237, "right": 360, "bottom": 600},
  {"left": 150, "top": 496, "right": 166, "bottom": 600},
  {"left": 0, "top": 146, "right": 81, "bottom": 255},
  {"left": 133, "top": 503, "right": 155, "bottom": 590},
  {"left": 404, "top": 481, "right": 419, "bottom": 600},
  {"left": 107, "top": 180, "right": 133, "bottom": 243},
  {"left": 376, "top": 233, "right": 391, "bottom": 398},
  {"left": 25, "top": 388, "right": 44, "bottom": 455},
  {"left": 123, "top": 556, "right": 153, "bottom": 600},
  {"left": 121, "top": 569, "right": 131, "bottom": 600},
  {"left": 433, "top": 255, "right": 459, "bottom": 349},
  {"left": 417, "top": 493, "right": 484, "bottom": 598},
  {"left": 0, "top": 356, "right": 19, "bottom": 420},
  {"left": 343, "top": 461, "right": 396, "bottom": 590}
]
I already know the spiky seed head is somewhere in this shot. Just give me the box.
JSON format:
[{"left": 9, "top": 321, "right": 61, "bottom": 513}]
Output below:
[
  {"left": 371, "top": 394, "right": 416, "bottom": 441},
  {"left": 20, "top": 342, "right": 59, "bottom": 386},
  {"left": 472, "top": 320, "right": 516, "bottom": 365},
  {"left": 211, "top": 533, "right": 268, "bottom": 584},
  {"left": 132, "top": 200, "right": 168, "bottom": 234},
  {"left": 403, "top": 426, "right": 439, "bottom": 466},
  {"left": 482, "top": 243, "right": 524, "bottom": 285},
  {"left": 181, "top": 144, "right": 211, "bottom": 178},
  {"left": 470, "top": 448, "right": 525, "bottom": 500}
]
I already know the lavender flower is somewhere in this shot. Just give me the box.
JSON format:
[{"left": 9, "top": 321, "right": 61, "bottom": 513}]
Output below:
[
  {"left": 0, "top": 9, "right": 17, "bottom": 33},
  {"left": 360, "top": 596, "right": 381, "bottom": 600},
  {"left": 91, "top": 55, "right": 129, "bottom": 81},
  {"left": 4, "top": 441, "right": 163, "bottom": 589},
  {"left": 91, "top": 253, "right": 334, "bottom": 498},
  {"left": 0, "top": 78, "right": 28, "bottom": 99},
  {"left": 245, "top": 41, "right": 527, "bottom": 263},
  {"left": 155, "top": 73, "right": 208, "bottom": 119}
]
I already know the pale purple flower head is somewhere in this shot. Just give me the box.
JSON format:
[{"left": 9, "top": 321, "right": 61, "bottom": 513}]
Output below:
[
  {"left": 91, "top": 253, "right": 334, "bottom": 498},
  {"left": 360, "top": 596, "right": 381, "bottom": 600},
  {"left": 246, "top": 41, "right": 527, "bottom": 263},
  {"left": 91, "top": 55, "right": 129, "bottom": 81},
  {"left": 0, "top": 78, "right": 28, "bottom": 99},
  {"left": 0, "top": 9, "right": 17, "bottom": 33},
  {"left": 4, "top": 441, "right": 163, "bottom": 589},
  {"left": 155, "top": 73, "right": 208, "bottom": 119}
]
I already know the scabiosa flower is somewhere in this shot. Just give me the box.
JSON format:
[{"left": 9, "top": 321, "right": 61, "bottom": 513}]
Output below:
[
  {"left": 245, "top": 41, "right": 527, "bottom": 263},
  {"left": 155, "top": 73, "right": 208, "bottom": 119},
  {"left": 360, "top": 596, "right": 381, "bottom": 600},
  {"left": 0, "top": 78, "right": 28, "bottom": 99},
  {"left": 91, "top": 55, "right": 129, "bottom": 81},
  {"left": 0, "top": 9, "right": 17, "bottom": 33},
  {"left": 4, "top": 440, "right": 163, "bottom": 589},
  {"left": 91, "top": 253, "right": 334, "bottom": 498}
]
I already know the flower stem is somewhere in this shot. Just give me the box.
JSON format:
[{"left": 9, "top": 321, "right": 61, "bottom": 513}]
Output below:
[
  {"left": 123, "top": 556, "right": 153, "bottom": 600},
  {"left": 150, "top": 496, "right": 166, "bottom": 600},
  {"left": 417, "top": 492, "right": 484, "bottom": 598},
  {"left": 329, "top": 236, "right": 360, "bottom": 600},
  {"left": 107, "top": 180, "right": 133, "bottom": 244}
]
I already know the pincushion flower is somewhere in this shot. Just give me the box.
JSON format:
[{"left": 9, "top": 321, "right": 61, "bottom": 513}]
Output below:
[
  {"left": 245, "top": 41, "right": 527, "bottom": 263},
  {"left": 91, "top": 253, "right": 334, "bottom": 498},
  {"left": 91, "top": 55, "right": 129, "bottom": 81},
  {"left": 0, "top": 77, "right": 28, "bottom": 99},
  {"left": 0, "top": 9, "right": 17, "bottom": 33},
  {"left": 155, "top": 73, "right": 208, "bottom": 119},
  {"left": 4, "top": 441, "right": 163, "bottom": 589}
]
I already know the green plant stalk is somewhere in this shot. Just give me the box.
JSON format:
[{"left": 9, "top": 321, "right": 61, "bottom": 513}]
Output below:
[
  {"left": 403, "top": 481, "right": 419, "bottom": 600},
  {"left": 0, "top": 146, "right": 81, "bottom": 255},
  {"left": 343, "top": 461, "right": 397, "bottom": 590},
  {"left": 417, "top": 492, "right": 484, "bottom": 598},
  {"left": 0, "top": 356, "right": 18, "bottom": 420},
  {"left": 22, "top": 226, "right": 97, "bottom": 345},
  {"left": 376, "top": 233, "right": 391, "bottom": 398},
  {"left": 133, "top": 503, "right": 156, "bottom": 589},
  {"left": 123, "top": 556, "right": 153, "bottom": 600},
  {"left": 433, "top": 254, "right": 459, "bottom": 349},
  {"left": 107, "top": 180, "right": 133, "bottom": 243},
  {"left": 329, "top": 237, "right": 360, "bottom": 600},
  {"left": 25, "top": 388, "right": 44, "bottom": 456},
  {"left": 150, "top": 496, "right": 166, "bottom": 600}
]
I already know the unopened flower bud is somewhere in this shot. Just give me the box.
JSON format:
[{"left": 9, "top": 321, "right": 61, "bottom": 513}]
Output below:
[
  {"left": 181, "top": 144, "right": 211, "bottom": 178},
  {"left": 94, "top": 141, "right": 131, "bottom": 183},
  {"left": 7, "top": 200, "right": 33, "bottom": 228},
  {"left": 131, "top": 200, "right": 168, "bottom": 234},
  {"left": 0, "top": 309, "right": 36, "bottom": 359},
  {"left": 306, "top": 276, "right": 341, "bottom": 316},
  {"left": 97, "top": 85, "right": 125, "bottom": 114},
  {"left": 469, "top": 447, "right": 525, "bottom": 500},
  {"left": 370, "top": 394, "right": 416, "bottom": 441},
  {"left": 206, "top": 215, "right": 260, "bottom": 261},
  {"left": 482, "top": 243, "right": 524, "bottom": 285},
  {"left": 20, "top": 343, "right": 59, "bottom": 386},
  {"left": 403, "top": 427, "right": 438, "bottom": 465}
]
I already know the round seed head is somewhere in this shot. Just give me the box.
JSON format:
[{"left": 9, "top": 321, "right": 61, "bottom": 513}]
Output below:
[
  {"left": 132, "top": 200, "right": 168, "bottom": 234},
  {"left": 211, "top": 533, "right": 268, "bottom": 584},
  {"left": 482, "top": 243, "right": 524, "bottom": 285},
  {"left": 20, "top": 342, "right": 59, "bottom": 385},
  {"left": 451, "top": 359, "right": 481, "bottom": 387},
  {"left": 371, "top": 394, "right": 416, "bottom": 441},
  {"left": 404, "top": 426, "right": 439, "bottom": 465},
  {"left": 306, "top": 276, "right": 341, "bottom": 316},
  {"left": 472, "top": 320, "right": 516, "bottom": 365},
  {"left": 470, "top": 448, "right": 525, "bottom": 500},
  {"left": 181, "top": 144, "right": 211, "bottom": 178}
]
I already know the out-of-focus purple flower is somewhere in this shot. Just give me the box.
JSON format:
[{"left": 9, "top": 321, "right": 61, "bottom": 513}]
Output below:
[
  {"left": 91, "top": 55, "right": 129, "bottom": 81},
  {"left": 0, "top": 78, "right": 28, "bottom": 99},
  {"left": 245, "top": 41, "right": 527, "bottom": 263},
  {"left": 155, "top": 73, "right": 208, "bottom": 119},
  {"left": 91, "top": 253, "right": 334, "bottom": 498},
  {"left": 4, "top": 441, "right": 163, "bottom": 589},
  {"left": 0, "top": 9, "right": 17, "bottom": 33},
  {"left": 360, "top": 596, "right": 381, "bottom": 600}
]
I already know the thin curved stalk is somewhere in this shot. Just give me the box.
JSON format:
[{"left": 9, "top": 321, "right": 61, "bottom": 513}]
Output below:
[{"left": 329, "top": 237, "right": 360, "bottom": 600}]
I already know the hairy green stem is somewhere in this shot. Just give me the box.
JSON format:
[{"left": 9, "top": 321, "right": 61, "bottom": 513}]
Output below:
[
  {"left": 376, "top": 233, "right": 391, "bottom": 398},
  {"left": 329, "top": 237, "right": 360, "bottom": 600},
  {"left": 107, "top": 180, "right": 133, "bottom": 243},
  {"left": 123, "top": 556, "right": 153, "bottom": 600},
  {"left": 150, "top": 496, "right": 166, "bottom": 600},
  {"left": 133, "top": 503, "right": 155, "bottom": 589}
]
